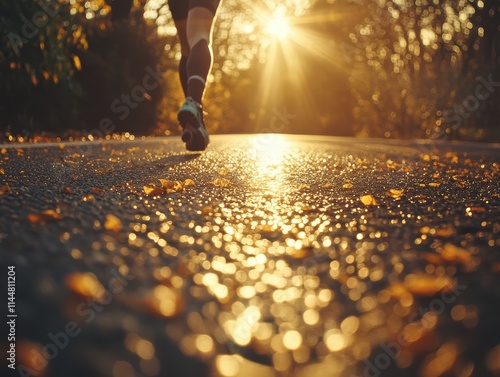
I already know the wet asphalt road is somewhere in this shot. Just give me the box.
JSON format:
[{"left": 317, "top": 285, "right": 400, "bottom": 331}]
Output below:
[{"left": 1, "top": 134, "right": 500, "bottom": 377}]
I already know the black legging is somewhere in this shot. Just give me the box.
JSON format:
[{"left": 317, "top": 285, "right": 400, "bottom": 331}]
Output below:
[{"left": 168, "top": 0, "right": 221, "bottom": 21}]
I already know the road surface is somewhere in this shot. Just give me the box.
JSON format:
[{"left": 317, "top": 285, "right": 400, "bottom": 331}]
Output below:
[{"left": 1, "top": 135, "right": 499, "bottom": 377}]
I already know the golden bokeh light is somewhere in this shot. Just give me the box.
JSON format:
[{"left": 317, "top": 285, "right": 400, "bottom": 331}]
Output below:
[{"left": 215, "top": 355, "right": 240, "bottom": 377}]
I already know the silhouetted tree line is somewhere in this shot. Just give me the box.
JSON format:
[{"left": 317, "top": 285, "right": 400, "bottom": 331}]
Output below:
[
  {"left": 1, "top": 0, "right": 172, "bottom": 135},
  {"left": 1, "top": 0, "right": 499, "bottom": 140}
]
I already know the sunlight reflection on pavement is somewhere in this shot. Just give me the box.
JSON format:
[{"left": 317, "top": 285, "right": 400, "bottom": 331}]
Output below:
[{"left": 1, "top": 135, "right": 499, "bottom": 377}]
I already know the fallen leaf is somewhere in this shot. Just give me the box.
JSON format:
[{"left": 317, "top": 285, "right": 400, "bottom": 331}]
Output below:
[
  {"left": 0, "top": 168, "right": 4, "bottom": 174},
  {"left": 287, "top": 246, "right": 312, "bottom": 259},
  {"left": 343, "top": 183, "right": 353, "bottom": 189},
  {"left": 387, "top": 283, "right": 410, "bottom": 299},
  {"left": 420, "top": 252, "right": 444, "bottom": 265},
  {"left": 360, "top": 194, "right": 378, "bottom": 206},
  {"left": 420, "top": 226, "right": 432, "bottom": 234},
  {"left": 65, "top": 272, "right": 105, "bottom": 299},
  {"left": 95, "top": 168, "right": 112, "bottom": 173},
  {"left": 143, "top": 186, "right": 163, "bottom": 196},
  {"left": 420, "top": 342, "right": 459, "bottom": 377},
  {"left": 61, "top": 187, "right": 75, "bottom": 194},
  {"left": 66, "top": 153, "right": 81, "bottom": 159},
  {"left": 104, "top": 214, "right": 122, "bottom": 232},
  {"left": 322, "top": 182, "right": 331, "bottom": 188},
  {"left": 261, "top": 224, "right": 276, "bottom": 233},
  {"left": 183, "top": 178, "right": 195, "bottom": 187},
  {"left": 211, "top": 178, "right": 231, "bottom": 187},
  {"left": 0, "top": 148, "right": 6, "bottom": 154},
  {"left": 466, "top": 206, "right": 485, "bottom": 214},
  {"left": 58, "top": 143, "right": 65, "bottom": 150},
  {"left": 27, "top": 209, "right": 63, "bottom": 224},
  {"left": 219, "top": 169, "right": 229, "bottom": 175},
  {"left": 298, "top": 184, "right": 310, "bottom": 190},
  {"left": 90, "top": 188, "right": 105, "bottom": 194},
  {"left": 428, "top": 182, "right": 441, "bottom": 187},
  {"left": 434, "top": 226, "right": 456, "bottom": 237},
  {"left": 16, "top": 341, "right": 47, "bottom": 376},
  {"left": 110, "top": 150, "right": 126, "bottom": 157},
  {"left": 386, "top": 189, "right": 405, "bottom": 198},
  {"left": 82, "top": 194, "right": 95, "bottom": 202},
  {"left": 0, "top": 183, "right": 10, "bottom": 195},
  {"left": 160, "top": 179, "right": 183, "bottom": 193},
  {"left": 201, "top": 205, "right": 214, "bottom": 215},
  {"left": 403, "top": 274, "right": 455, "bottom": 296},
  {"left": 440, "top": 243, "right": 472, "bottom": 265},
  {"left": 17, "top": 148, "right": 24, "bottom": 156}
]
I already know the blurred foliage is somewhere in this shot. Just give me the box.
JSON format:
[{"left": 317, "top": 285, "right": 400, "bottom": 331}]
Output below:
[
  {"left": 75, "top": 6, "right": 172, "bottom": 136},
  {"left": 1, "top": 0, "right": 499, "bottom": 140},
  {"left": 332, "top": 0, "right": 500, "bottom": 140},
  {"left": 0, "top": 0, "right": 86, "bottom": 131}
]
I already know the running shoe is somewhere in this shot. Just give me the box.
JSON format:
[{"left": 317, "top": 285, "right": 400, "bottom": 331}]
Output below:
[{"left": 177, "top": 97, "right": 209, "bottom": 151}]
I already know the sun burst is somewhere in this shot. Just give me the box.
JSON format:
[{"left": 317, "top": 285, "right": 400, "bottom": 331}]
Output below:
[{"left": 266, "top": 14, "right": 290, "bottom": 41}]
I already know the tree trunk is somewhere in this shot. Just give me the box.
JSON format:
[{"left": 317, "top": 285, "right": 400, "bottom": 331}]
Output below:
[{"left": 107, "top": 0, "right": 134, "bottom": 22}]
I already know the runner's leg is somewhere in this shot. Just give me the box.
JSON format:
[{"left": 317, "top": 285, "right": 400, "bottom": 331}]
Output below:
[
  {"left": 168, "top": 0, "right": 190, "bottom": 96},
  {"left": 186, "top": 1, "right": 221, "bottom": 105}
]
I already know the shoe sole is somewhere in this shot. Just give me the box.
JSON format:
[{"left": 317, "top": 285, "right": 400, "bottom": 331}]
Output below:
[{"left": 178, "top": 109, "right": 209, "bottom": 152}]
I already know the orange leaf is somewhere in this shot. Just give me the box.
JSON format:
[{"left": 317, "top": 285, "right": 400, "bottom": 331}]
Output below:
[
  {"left": 65, "top": 272, "right": 105, "bottom": 299},
  {"left": 31, "top": 74, "right": 39, "bottom": 86},
  {"left": 90, "top": 188, "right": 105, "bottom": 194},
  {"left": 183, "top": 178, "right": 195, "bottom": 187},
  {"left": 360, "top": 194, "right": 378, "bottom": 206},
  {"left": 440, "top": 243, "right": 471, "bottom": 265},
  {"left": 211, "top": 178, "right": 231, "bottom": 187},
  {"left": 144, "top": 186, "right": 163, "bottom": 196},
  {"left": 201, "top": 205, "right": 214, "bottom": 215},
  {"left": 386, "top": 189, "right": 405, "bottom": 199},
  {"left": 72, "top": 55, "right": 82, "bottom": 71},
  {"left": 104, "top": 214, "right": 122, "bottom": 232},
  {"left": 403, "top": 274, "right": 455, "bottom": 296},
  {"left": 61, "top": 187, "right": 75, "bottom": 194},
  {"left": 420, "top": 252, "right": 444, "bottom": 265},
  {"left": 159, "top": 179, "right": 183, "bottom": 193},
  {"left": 434, "top": 226, "right": 456, "bottom": 237},
  {"left": 27, "top": 209, "right": 63, "bottom": 224},
  {"left": 0, "top": 183, "right": 10, "bottom": 195}
]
